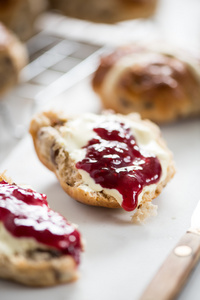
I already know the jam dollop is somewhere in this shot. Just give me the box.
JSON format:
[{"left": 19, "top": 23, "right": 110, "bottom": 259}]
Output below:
[
  {"left": 0, "top": 180, "right": 81, "bottom": 263},
  {"left": 76, "top": 120, "right": 162, "bottom": 211}
]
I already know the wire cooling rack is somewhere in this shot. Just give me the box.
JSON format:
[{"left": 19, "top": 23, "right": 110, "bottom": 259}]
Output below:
[{"left": 0, "top": 28, "right": 103, "bottom": 162}]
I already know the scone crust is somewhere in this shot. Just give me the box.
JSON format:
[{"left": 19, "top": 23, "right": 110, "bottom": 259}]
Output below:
[
  {"left": 29, "top": 111, "right": 175, "bottom": 218},
  {"left": 49, "top": 0, "right": 158, "bottom": 23},
  {"left": 0, "top": 252, "right": 78, "bottom": 286},
  {"left": 92, "top": 45, "right": 200, "bottom": 123},
  {"left": 0, "top": 173, "right": 79, "bottom": 286},
  {"left": 0, "top": 22, "right": 27, "bottom": 96},
  {"left": 0, "top": 0, "right": 46, "bottom": 40}
]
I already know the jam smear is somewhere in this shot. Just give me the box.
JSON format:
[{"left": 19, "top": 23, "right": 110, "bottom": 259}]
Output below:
[
  {"left": 0, "top": 181, "right": 81, "bottom": 263},
  {"left": 76, "top": 120, "right": 162, "bottom": 211}
]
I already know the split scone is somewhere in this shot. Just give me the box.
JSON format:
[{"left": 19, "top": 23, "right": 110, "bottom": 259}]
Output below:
[
  {"left": 30, "top": 110, "right": 175, "bottom": 222},
  {"left": 0, "top": 173, "right": 83, "bottom": 286},
  {"left": 49, "top": 0, "right": 158, "bottom": 24},
  {"left": 92, "top": 43, "right": 200, "bottom": 123},
  {"left": 0, "top": 22, "right": 27, "bottom": 96}
]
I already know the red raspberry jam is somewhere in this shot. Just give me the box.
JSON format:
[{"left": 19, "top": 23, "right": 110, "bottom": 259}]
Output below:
[
  {"left": 76, "top": 120, "right": 162, "bottom": 211},
  {"left": 0, "top": 180, "right": 82, "bottom": 264}
]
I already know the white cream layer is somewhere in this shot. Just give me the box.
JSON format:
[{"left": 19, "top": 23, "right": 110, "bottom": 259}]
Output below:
[
  {"left": 0, "top": 222, "right": 48, "bottom": 255},
  {"left": 60, "top": 112, "right": 170, "bottom": 209}
]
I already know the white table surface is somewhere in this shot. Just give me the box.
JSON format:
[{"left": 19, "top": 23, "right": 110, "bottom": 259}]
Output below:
[
  {"left": 1, "top": 0, "right": 200, "bottom": 299},
  {"left": 0, "top": 76, "right": 200, "bottom": 300}
]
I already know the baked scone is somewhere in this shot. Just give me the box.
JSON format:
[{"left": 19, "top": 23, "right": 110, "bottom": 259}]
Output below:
[
  {"left": 0, "top": 172, "right": 83, "bottom": 286},
  {"left": 0, "top": 0, "right": 47, "bottom": 40},
  {"left": 92, "top": 44, "right": 200, "bottom": 123},
  {"left": 29, "top": 110, "right": 175, "bottom": 222},
  {"left": 48, "top": 0, "right": 158, "bottom": 23},
  {"left": 0, "top": 22, "right": 27, "bottom": 96}
]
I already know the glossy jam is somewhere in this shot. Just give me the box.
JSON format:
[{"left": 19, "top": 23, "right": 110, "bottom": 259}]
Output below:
[
  {"left": 0, "top": 181, "right": 81, "bottom": 263},
  {"left": 76, "top": 120, "right": 162, "bottom": 211}
]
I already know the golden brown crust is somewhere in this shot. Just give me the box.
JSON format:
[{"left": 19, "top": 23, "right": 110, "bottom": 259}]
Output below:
[
  {"left": 0, "top": 172, "right": 80, "bottom": 286},
  {"left": 92, "top": 44, "right": 200, "bottom": 123},
  {"left": 0, "top": 0, "right": 47, "bottom": 40},
  {"left": 49, "top": 0, "right": 158, "bottom": 23},
  {"left": 0, "top": 0, "right": 24, "bottom": 18},
  {"left": 0, "top": 252, "right": 78, "bottom": 287},
  {"left": 0, "top": 171, "right": 12, "bottom": 184},
  {"left": 29, "top": 110, "right": 176, "bottom": 221},
  {"left": 0, "top": 22, "right": 27, "bottom": 96}
]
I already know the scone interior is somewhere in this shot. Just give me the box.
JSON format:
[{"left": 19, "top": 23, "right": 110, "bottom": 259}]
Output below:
[
  {"left": 30, "top": 111, "right": 175, "bottom": 222},
  {"left": 0, "top": 174, "right": 83, "bottom": 286},
  {"left": 92, "top": 44, "right": 200, "bottom": 123}
]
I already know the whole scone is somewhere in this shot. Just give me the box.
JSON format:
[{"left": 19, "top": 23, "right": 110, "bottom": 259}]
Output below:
[
  {"left": 0, "top": 173, "right": 83, "bottom": 286},
  {"left": 92, "top": 43, "right": 200, "bottom": 123},
  {"left": 49, "top": 0, "right": 158, "bottom": 23},
  {"left": 0, "top": 22, "right": 27, "bottom": 96},
  {"left": 30, "top": 110, "right": 175, "bottom": 222}
]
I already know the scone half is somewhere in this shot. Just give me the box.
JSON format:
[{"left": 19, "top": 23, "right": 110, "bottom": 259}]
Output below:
[
  {"left": 0, "top": 173, "right": 83, "bottom": 286},
  {"left": 30, "top": 110, "right": 175, "bottom": 222}
]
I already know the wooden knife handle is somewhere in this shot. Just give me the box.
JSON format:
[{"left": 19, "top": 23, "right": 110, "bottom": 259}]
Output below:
[{"left": 139, "top": 232, "right": 200, "bottom": 300}]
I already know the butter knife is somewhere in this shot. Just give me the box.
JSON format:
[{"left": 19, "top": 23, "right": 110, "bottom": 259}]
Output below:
[{"left": 139, "top": 200, "right": 200, "bottom": 300}]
